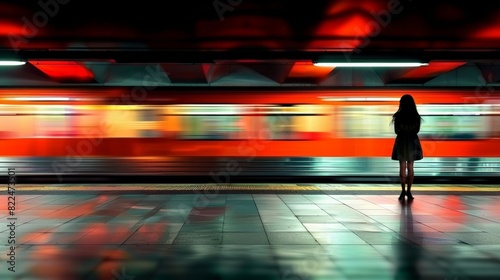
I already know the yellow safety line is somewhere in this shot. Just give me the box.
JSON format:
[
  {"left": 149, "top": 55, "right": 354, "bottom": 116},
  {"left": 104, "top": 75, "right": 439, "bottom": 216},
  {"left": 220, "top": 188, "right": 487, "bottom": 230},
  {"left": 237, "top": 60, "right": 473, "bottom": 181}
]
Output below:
[{"left": 12, "top": 184, "right": 500, "bottom": 192}]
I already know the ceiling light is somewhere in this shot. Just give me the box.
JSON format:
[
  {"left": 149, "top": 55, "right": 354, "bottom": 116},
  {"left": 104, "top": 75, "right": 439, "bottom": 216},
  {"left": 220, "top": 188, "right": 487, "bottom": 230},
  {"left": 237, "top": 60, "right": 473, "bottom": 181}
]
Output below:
[
  {"left": 314, "top": 62, "right": 428, "bottom": 67},
  {"left": 6, "top": 97, "right": 71, "bottom": 101},
  {"left": 321, "top": 97, "right": 400, "bottom": 102},
  {"left": 0, "top": 61, "right": 26, "bottom": 66}
]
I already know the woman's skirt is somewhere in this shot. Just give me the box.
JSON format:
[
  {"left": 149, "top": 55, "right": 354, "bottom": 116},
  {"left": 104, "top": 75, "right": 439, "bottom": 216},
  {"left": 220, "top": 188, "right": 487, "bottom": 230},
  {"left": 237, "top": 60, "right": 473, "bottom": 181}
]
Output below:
[{"left": 391, "top": 134, "right": 423, "bottom": 161}]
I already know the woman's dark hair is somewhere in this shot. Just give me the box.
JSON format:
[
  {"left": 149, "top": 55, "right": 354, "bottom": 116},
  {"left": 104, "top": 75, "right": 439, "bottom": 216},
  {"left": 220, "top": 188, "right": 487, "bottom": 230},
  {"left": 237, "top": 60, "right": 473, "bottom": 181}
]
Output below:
[{"left": 391, "top": 94, "right": 422, "bottom": 124}]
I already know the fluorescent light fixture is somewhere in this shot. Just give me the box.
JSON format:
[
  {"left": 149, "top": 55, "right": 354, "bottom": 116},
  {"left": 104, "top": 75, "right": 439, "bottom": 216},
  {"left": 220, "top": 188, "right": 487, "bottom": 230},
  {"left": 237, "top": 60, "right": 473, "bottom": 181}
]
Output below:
[
  {"left": 314, "top": 62, "right": 428, "bottom": 67},
  {"left": 321, "top": 97, "right": 400, "bottom": 102},
  {"left": 0, "top": 61, "right": 26, "bottom": 66},
  {"left": 7, "top": 97, "right": 71, "bottom": 101}
]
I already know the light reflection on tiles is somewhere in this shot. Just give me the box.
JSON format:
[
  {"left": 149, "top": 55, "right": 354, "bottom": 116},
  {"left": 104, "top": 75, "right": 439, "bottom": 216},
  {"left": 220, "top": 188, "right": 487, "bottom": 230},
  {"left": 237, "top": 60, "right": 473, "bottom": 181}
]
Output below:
[{"left": 0, "top": 192, "right": 499, "bottom": 279}]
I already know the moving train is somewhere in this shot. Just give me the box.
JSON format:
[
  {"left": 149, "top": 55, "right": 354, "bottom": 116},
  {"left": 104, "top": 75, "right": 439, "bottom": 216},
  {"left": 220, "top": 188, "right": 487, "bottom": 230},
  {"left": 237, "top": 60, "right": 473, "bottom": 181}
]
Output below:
[{"left": 1, "top": 88, "right": 499, "bottom": 181}]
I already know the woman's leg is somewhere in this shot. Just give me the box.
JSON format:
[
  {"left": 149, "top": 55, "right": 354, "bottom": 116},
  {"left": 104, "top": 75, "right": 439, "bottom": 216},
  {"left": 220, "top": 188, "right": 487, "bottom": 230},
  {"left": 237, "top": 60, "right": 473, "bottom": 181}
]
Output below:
[
  {"left": 406, "top": 161, "right": 414, "bottom": 199},
  {"left": 399, "top": 161, "right": 407, "bottom": 199}
]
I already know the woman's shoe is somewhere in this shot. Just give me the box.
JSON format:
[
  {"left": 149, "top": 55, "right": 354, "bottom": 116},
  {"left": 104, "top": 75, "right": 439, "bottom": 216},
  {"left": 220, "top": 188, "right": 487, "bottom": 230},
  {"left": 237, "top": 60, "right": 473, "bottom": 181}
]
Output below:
[
  {"left": 398, "top": 191, "right": 406, "bottom": 200},
  {"left": 406, "top": 192, "right": 414, "bottom": 200}
]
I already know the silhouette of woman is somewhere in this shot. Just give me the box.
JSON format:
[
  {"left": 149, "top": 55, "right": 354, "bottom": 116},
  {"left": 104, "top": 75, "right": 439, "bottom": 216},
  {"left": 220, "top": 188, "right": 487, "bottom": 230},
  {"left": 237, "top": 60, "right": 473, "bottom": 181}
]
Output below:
[{"left": 391, "top": 94, "right": 423, "bottom": 200}]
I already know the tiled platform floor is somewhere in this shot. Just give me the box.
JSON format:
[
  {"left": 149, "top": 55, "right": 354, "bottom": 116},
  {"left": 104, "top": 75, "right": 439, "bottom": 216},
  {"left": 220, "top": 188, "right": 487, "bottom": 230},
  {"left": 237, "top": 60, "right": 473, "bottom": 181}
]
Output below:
[{"left": 1, "top": 186, "right": 500, "bottom": 279}]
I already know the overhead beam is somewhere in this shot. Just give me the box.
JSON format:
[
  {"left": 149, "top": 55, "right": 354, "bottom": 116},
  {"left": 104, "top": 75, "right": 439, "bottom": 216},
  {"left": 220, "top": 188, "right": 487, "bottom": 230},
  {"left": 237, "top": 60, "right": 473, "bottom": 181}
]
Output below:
[{"left": 7, "top": 50, "right": 500, "bottom": 63}]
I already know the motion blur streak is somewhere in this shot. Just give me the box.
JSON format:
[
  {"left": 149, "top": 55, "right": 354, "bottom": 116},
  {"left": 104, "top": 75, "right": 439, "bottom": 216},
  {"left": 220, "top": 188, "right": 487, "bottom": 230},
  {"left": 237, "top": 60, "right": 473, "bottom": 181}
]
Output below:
[{"left": 0, "top": 89, "right": 499, "bottom": 178}]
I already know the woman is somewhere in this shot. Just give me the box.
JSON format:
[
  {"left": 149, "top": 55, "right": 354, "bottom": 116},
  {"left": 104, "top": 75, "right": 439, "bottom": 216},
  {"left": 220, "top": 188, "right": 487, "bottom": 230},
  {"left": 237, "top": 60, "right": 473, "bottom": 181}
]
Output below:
[{"left": 391, "top": 94, "right": 423, "bottom": 200}]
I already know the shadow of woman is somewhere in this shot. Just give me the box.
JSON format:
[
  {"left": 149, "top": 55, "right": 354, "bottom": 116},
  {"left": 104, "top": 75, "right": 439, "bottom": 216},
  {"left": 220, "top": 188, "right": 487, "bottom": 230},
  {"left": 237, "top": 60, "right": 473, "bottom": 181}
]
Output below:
[{"left": 394, "top": 200, "right": 423, "bottom": 280}]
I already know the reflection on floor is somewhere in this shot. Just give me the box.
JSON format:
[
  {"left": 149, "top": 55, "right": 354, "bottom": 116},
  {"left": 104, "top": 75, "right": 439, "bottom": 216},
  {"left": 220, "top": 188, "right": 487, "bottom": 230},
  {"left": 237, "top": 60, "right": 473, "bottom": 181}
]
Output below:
[{"left": 1, "top": 192, "right": 500, "bottom": 279}]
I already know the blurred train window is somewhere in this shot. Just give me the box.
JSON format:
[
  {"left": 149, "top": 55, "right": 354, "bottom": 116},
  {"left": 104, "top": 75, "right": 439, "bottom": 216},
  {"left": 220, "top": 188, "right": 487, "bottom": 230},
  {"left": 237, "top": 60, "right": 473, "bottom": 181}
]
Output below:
[
  {"left": 138, "top": 108, "right": 160, "bottom": 121},
  {"left": 265, "top": 105, "right": 330, "bottom": 140},
  {"left": 181, "top": 115, "right": 239, "bottom": 139},
  {"left": 164, "top": 104, "right": 329, "bottom": 140},
  {"left": 136, "top": 106, "right": 162, "bottom": 138},
  {"left": 1, "top": 102, "right": 493, "bottom": 140},
  {"left": 0, "top": 105, "right": 30, "bottom": 138},
  {"left": 0, "top": 105, "right": 80, "bottom": 138},
  {"left": 105, "top": 106, "right": 137, "bottom": 137},
  {"left": 173, "top": 105, "right": 243, "bottom": 140},
  {"left": 266, "top": 106, "right": 292, "bottom": 139},
  {"left": 339, "top": 105, "right": 394, "bottom": 138},
  {"left": 75, "top": 106, "right": 105, "bottom": 138},
  {"left": 267, "top": 114, "right": 293, "bottom": 139},
  {"left": 492, "top": 105, "right": 500, "bottom": 138},
  {"left": 339, "top": 104, "right": 491, "bottom": 139},
  {"left": 35, "top": 106, "right": 72, "bottom": 137},
  {"left": 419, "top": 105, "right": 489, "bottom": 139}
]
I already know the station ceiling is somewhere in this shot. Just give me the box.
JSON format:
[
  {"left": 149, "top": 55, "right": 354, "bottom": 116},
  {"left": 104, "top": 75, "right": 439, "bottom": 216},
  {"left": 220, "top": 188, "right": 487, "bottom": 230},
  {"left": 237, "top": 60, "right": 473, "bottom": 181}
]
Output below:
[{"left": 0, "top": 0, "right": 499, "bottom": 88}]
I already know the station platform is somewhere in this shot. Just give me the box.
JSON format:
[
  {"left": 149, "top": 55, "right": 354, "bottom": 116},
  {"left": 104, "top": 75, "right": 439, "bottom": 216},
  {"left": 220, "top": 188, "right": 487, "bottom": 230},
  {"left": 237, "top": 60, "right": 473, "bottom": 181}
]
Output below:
[
  {"left": 11, "top": 183, "right": 500, "bottom": 194},
  {"left": 2, "top": 184, "right": 500, "bottom": 279}
]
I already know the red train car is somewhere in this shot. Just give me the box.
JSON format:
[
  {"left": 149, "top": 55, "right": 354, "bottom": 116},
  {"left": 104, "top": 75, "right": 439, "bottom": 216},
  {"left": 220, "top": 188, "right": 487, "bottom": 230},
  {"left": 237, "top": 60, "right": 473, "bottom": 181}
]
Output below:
[{"left": 0, "top": 88, "right": 499, "bottom": 160}]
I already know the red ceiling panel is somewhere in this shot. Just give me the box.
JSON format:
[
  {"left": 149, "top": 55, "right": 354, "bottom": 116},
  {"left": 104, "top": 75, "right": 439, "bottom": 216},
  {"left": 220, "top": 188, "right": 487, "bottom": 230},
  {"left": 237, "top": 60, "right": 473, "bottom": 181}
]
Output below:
[
  {"left": 400, "top": 61, "right": 467, "bottom": 79},
  {"left": 474, "top": 16, "right": 500, "bottom": 39},
  {"left": 0, "top": 21, "right": 24, "bottom": 36},
  {"left": 308, "top": 0, "right": 388, "bottom": 49},
  {"left": 285, "top": 62, "right": 335, "bottom": 83},
  {"left": 0, "top": 3, "right": 29, "bottom": 37},
  {"left": 386, "top": 61, "right": 467, "bottom": 84},
  {"left": 28, "top": 61, "right": 96, "bottom": 83}
]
